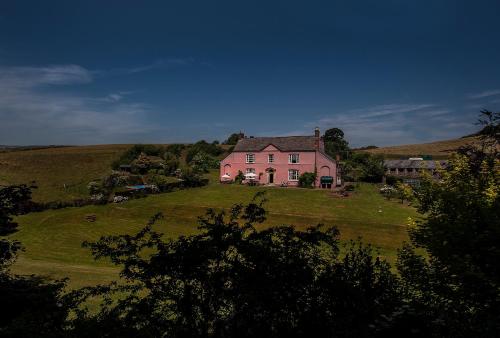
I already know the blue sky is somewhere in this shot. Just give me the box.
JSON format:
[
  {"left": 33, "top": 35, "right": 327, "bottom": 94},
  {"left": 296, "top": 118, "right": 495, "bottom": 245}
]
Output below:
[{"left": 1, "top": 1, "right": 500, "bottom": 147}]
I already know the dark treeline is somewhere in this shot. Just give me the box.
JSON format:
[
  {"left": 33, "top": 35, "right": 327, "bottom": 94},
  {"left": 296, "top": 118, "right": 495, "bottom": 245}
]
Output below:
[{"left": 0, "top": 111, "right": 499, "bottom": 337}]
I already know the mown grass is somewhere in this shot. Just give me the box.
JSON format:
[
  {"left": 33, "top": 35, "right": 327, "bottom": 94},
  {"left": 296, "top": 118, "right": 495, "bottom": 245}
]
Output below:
[{"left": 10, "top": 172, "right": 419, "bottom": 289}]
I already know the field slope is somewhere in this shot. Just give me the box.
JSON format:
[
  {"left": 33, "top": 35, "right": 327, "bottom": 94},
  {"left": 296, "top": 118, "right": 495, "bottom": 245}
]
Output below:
[
  {"left": 10, "top": 177, "right": 418, "bottom": 288},
  {"left": 0, "top": 145, "right": 130, "bottom": 202},
  {"left": 358, "top": 136, "right": 479, "bottom": 158}
]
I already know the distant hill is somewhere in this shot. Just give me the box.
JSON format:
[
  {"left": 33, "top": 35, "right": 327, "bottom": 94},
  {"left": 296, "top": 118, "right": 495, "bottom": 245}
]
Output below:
[
  {"left": 357, "top": 136, "right": 480, "bottom": 159},
  {"left": 0, "top": 145, "right": 68, "bottom": 153}
]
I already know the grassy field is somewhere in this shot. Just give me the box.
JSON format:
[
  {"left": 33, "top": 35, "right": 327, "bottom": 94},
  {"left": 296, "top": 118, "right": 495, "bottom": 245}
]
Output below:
[
  {"left": 358, "top": 136, "right": 479, "bottom": 158},
  {"left": 9, "top": 171, "right": 419, "bottom": 289},
  {"left": 1, "top": 144, "right": 426, "bottom": 289},
  {"left": 0, "top": 136, "right": 472, "bottom": 204},
  {"left": 0, "top": 145, "right": 130, "bottom": 202}
]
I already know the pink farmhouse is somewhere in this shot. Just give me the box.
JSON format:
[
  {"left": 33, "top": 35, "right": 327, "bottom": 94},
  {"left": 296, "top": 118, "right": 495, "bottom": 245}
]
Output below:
[{"left": 220, "top": 128, "right": 341, "bottom": 188}]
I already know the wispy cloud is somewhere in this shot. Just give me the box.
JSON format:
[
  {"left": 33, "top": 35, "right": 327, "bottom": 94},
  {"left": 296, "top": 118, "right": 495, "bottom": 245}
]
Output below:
[
  {"left": 0, "top": 64, "right": 159, "bottom": 144},
  {"left": 467, "top": 89, "right": 500, "bottom": 99},
  {"left": 0, "top": 64, "right": 92, "bottom": 89},
  {"left": 101, "top": 58, "right": 196, "bottom": 76},
  {"left": 304, "top": 104, "right": 475, "bottom": 147}
]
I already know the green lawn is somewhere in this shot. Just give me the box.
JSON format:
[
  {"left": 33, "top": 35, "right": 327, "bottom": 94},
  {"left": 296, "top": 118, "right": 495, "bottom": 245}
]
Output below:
[{"left": 10, "top": 174, "right": 419, "bottom": 289}]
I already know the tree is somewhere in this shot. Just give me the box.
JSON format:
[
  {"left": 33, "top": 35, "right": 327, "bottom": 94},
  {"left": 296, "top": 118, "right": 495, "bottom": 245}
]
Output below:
[
  {"left": 112, "top": 144, "right": 165, "bottom": 169},
  {"left": 395, "top": 182, "right": 413, "bottom": 204},
  {"left": 345, "top": 153, "right": 385, "bottom": 183},
  {"left": 323, "top": 128, "right": 350, "bottom": 159},
  {"left": 165, "top": 144, "right": 185, "bottom": 159},
  {"left": 0, "top": 184, "right": 71, "bottom": 337},
  {"left": 190, "top": 151, "right": 220, "bottom": 173},
  {"left": 223, "top": 133, "right": 240, "bottom": 145},
  {"left": 68, "top": 193, "right": 400, "bottom": 337},
  {"left": 186, "top": 140, "right": 224, "bottom": 163},
  {"left": 389, "top": 110, "right": 500, "bottom": 336},
  {"left": 0, "top": 184, "right": 33, "bottom": 237}
]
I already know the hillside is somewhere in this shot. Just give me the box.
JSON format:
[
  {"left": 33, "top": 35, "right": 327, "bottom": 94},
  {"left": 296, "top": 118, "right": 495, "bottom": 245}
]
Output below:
[
  {"left": 11, "top": 178, "right": 417, "bottom": 288},
  {"left": 357, "top": 136, "right": 480, "bottom": 158},
  {"left": 0, "top": 144, "right": 130, "bottom": 202},
  {"left": 0, "top": 136, "right": 476, "bottom": 201}
]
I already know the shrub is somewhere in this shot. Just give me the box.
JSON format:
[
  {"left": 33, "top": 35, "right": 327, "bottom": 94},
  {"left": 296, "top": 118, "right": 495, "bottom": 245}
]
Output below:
[
  {"left": 380, "top": 185, "right": 397, "bottom": 200},
  {"left": 112, "top": 144, "right": 165, "bottom": 169},
  {"left": 186, "top": 140, "right": 224, "bottom": 163},
  {"left": 190, "top": 151, "right": 220, "bottom": 173},
  {"left": 147, "top": 174, "right": 172, "bottom": 187},
  {"left": 385, "top": 175, "right": 401, "bottom": 186},
  {"left": 70, "top": 194, "right": 401, "bottom": 337},
  {"left": 298, "top": 172, "right": 316, "bottom": 188},
  {"left": 164, "top": 144, "right": 185, "bottom": 158},
  {"left": 235, "top": 170, "right": 245, "bottom": 184}
]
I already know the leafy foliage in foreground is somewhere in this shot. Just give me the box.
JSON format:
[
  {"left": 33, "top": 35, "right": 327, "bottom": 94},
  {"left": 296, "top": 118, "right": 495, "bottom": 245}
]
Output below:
[
  {"left": 68, "top": 193, "right": 400, "bottom": 337},
  {"left": 0, "top": 184, "right": 71, "bottom": 338},
  {"left": 392, "top": 110, "right": 500, "bottom": 336}
]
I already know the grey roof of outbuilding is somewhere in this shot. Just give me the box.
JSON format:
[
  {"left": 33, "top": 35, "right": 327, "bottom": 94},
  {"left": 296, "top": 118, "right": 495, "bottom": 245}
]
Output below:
[
  {"left": 233, "top": 136, "right": 317, "bottom": 152},
  {"left": 384, "top": 160, "right": 448, "bottom": 169}
]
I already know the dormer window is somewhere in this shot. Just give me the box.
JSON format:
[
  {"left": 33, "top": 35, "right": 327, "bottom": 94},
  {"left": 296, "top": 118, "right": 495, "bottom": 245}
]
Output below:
[
  {"left": 289, "top": 154, "right": 300, "bottom": 164},
  {"left": 246, "top": 153, "right": 255, "bottom": 163},
  {"left": 268, "top": 154, "right": 274, "bottom": 163}
]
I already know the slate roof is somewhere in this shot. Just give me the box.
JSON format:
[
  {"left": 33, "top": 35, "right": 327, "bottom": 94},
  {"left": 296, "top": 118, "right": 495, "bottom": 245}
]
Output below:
[
  {"left": 233, "top": 136, "right": 318, "bottom": 152},
  {"left": 384, "top": 160, "right": 448, "bottom": 169}
]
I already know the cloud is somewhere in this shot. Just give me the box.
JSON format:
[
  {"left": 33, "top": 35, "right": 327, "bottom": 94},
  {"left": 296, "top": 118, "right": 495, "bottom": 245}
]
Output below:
[
  {"left": 347, "top": 103, "right": 435, "bottom": 118},
  {"left": 102, "top": 58, "right": 196, "bottom": 76},
  {"left": 0, "top": 64, "right": 92, "bottom": 89},
  {"left": 0, "top": 64, "right": 159, "bottom": 145},
  {"left": 467, "top": 89, "right": 500, "bottom": 99},
  {"left": 306, "top": 104, "right": 475, "bottom": 147}
]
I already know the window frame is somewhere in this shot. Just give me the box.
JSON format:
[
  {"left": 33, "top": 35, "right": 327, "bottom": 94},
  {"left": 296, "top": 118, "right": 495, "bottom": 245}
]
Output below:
[
  {"left": 246, "top": 168, "right": 256, "bottom": 174},
  {"left": 288, "top": 153, "right": 300, "bottom": 164},
  {"left": 246, "top": 153, "right": 255, "bottom": 164},
  {"left": 288, "top": 169, "right": 299, "bottom": 181},
  {"left": 268, "top": 154, "right": 274, "bottom": 163}
]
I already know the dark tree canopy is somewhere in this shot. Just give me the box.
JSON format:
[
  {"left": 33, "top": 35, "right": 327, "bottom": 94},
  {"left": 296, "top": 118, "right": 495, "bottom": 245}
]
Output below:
[
  {"left": 223, "top": 133, "right": 241, "bottom": 145},
  {"left": 68, "top": 193, "right": 400, "bottom": 337},
  {"left": 185, "top": 140, "right": 224, "bottom": 163},
  {"left": 392, "top": 110, "right": 500, "bottom": 336},
  {"left": 0, "top": 185, "right": 71, "bottom": 338},
  {"left": 323, "top": 127, "right": 350, "bottom": 159}
]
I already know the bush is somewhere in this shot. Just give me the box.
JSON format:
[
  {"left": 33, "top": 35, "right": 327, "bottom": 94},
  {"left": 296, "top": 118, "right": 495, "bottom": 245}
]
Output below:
[
  {"left": 69, "top": 194, "right": 401, "bottom": 337},
  {"left": 190, "top": 151, "right": 220, "bottom": 173},
  {"left": 164, "top": 144, "right": 185, "bottom": 158},
  {"left": 112, "top": 144, "right": 165, "bottom": 169},
  {"left": 344, "top": 153, "right": 384, "bottom": 183},
  {"left": 186, "top": 140, "right": 224, "bottom": 163},
  {"left": 235, "top": 170, "right": 245, "bottom": 184},
  {"left": 380, "top": 185, "right": 397, "bottom": 200},
  {"left": 298, "top": 172, "right": 316, "bottom": 188},
  {"left": 385, "top": 175, "right": 401, "bottom": 186}
]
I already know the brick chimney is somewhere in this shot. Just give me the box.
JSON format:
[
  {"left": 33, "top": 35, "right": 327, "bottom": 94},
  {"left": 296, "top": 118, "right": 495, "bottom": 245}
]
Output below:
[
  {"left": 336, "top": 154, "right": 340, "bottom": 162},
  {"left": 238, "top": 131, "right": 245, "bottom": 140},
  {"left": 314, "top": 127, "right": 320, "bottom": 150}
]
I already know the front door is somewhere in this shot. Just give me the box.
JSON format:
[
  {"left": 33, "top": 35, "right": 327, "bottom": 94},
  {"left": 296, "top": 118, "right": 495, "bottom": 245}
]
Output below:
[{"left": 269, "top": 172, "right": 274, "bottom": 184}]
